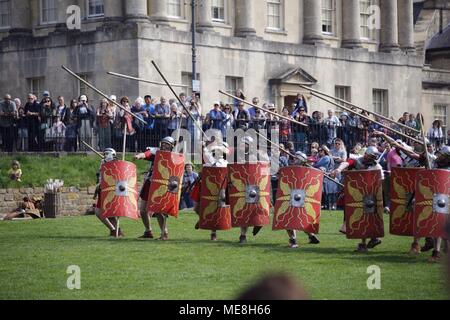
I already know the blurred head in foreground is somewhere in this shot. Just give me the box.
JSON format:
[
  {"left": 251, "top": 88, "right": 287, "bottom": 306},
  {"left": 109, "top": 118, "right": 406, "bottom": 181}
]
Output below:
[{"left": 236, "top": 273, "right": 308, "bottom": 300}]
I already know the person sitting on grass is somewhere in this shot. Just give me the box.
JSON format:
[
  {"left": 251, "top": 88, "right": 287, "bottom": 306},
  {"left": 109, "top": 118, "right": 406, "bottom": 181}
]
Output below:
[
  {"left": 8, "top": 160, "right": 22, "bottom": 182},
  {"left": 3, "top": 197, "right": 41, "bottom": 221}
]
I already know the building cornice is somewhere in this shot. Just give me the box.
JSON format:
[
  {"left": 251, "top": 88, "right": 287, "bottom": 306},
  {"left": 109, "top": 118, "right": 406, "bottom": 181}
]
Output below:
[{"left": 0, "top": 22, "right": 425, "bottom": 69}]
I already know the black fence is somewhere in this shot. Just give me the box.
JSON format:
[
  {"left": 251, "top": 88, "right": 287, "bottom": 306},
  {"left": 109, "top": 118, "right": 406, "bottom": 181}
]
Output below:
[{"left": 0, "top": 119, "right": 448, "bottom": 155}]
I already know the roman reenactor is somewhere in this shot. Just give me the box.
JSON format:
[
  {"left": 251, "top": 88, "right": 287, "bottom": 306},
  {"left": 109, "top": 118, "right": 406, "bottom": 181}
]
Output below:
[
  {"left": 191, "top": 140, "right": 231, "bottom": 241},
  {"left": 372, "top": 131, "right": 437, "bottom": 254},
  {"left": 331, "top": 146, "right": 385, "bottom": 253},
  {"left": 95, "top": 147, "right": 140, "bottom": 238},
  {"left": 134, "top": 136, "right": 184, "bottom": 240},
  {"left": 273, "top": 151, "right": 323, "bottom": 248},
  {"left": 94, "top": 148, "right": 123, "bottom": 237},
  {"left": 415, "top": 146, "right": 450, "bottom": 262},
  {"left": 229, "top": 136, "right": 271, "bottom": 244}
]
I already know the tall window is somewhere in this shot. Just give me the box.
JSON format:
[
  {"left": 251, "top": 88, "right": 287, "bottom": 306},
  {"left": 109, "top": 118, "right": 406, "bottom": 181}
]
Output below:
[
  {"left": 225, "top": 76, "right": 244, "bottom": 103},
  {"left": 211, "top": 0, "right": 225, "bottom": 22},
  {"left": 0, "top": 0, "right": 10, "bottom": 28},
  {"left": 360, "top": 0, "right": 376, "bottom": 40},
  {"left": 322, "top": 0, "right": 334, "bottom": 34},
  {"left": 87, "top": 0, "right": 104, "bottom": 18},
  {"left": 267, "top": 0, "right": 283, "bottom": 30},
  {"left": 167, "top": 0, "right": 182, "bottom": 18},
  {"left": 373, "top": 89, "right": 388, "bottom": 116},
  {"left": 434, "top": 104, "right": 448, "bottom": 128},
  {"left": 28, "top": 78, "right": 45, "bottom": 97},
  {"left": 41, "top": 0, "right": 57, "bottom": 24},
  {"left": 181, "top": 72, "right": 200, "bottom": 97},
  {"left": 335, "top": 86, "right": 351, "bottom": 115}
]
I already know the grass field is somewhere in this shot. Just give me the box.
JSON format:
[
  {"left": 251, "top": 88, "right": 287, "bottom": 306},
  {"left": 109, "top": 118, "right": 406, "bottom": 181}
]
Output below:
[
  {"left": 0, "top": 211, "right": 448, "bottom": 300},
  {"left": 0, "top": 155, "right": 149, "bottom": 188}
]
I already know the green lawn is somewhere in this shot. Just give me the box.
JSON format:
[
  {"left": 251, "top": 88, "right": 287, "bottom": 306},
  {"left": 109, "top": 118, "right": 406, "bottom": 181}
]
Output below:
[
  {"left": 0, "top": 211, "right": 448, "bottom": 300},
  {"left": 0, "top": 155, "right": 149, "bottom": 188}
]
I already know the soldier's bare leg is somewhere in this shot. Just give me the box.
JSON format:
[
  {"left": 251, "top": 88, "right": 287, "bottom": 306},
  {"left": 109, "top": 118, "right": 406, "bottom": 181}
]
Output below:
[
  {"left": 410, "top": 237, "right": 421, "bottom": 254},
  {"left": 239, "top": 227, "right": 248, "bottom": 243},
  {"left": 287, "top": 230, "right": 298, "bottom": 248},
  {"left": 194, "top": 202, "right": 200, "bottom": 229},
  {"left": 429, "top": 237, "right": 442, "bottom": 262},
  {"left": 140, "top": 201, "right": 151, "bottom": 231},
  {"left": 138, "top": 200, "right": 153, "bottom": 238},
  {"left": 307, "top": 232, "right": 320, "bottom": 244},
  {"left": 355, "top": 238, "right": 368, "bottom": 253},
  {"left": 95, "top": 207, "right": 115, "bottom": 231},
  {"left": 156, "top": 213, "right": 168, "bottom": 240}
]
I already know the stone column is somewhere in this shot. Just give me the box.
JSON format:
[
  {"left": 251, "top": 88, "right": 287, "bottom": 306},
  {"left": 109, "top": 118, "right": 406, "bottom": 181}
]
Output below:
[
  {"left": 125, "top": 0, "right": 149, "bottom": 22},
  {"left": 235, "top": 0, "right": 256, "bottom": 37},
  {"left": 342, "top": 0, "right": 362, "bottom": 48},
  {"left": 149, "top": 0, "right": 169, "bottom": 25},
  {"left": 303, "top": 0, "right": 323, "bottom": 44},
  {"left": 196, "top": 0, "right": 214, "bottom": 32},
  {"left": 380, "top": 0, "right": 400, "bottom": 52},
  {"left": 397, "top": 0, "right": 415, "bottom": 52},
  {"left": 9, "top": 0, "right": 32, "bottom": 35},
  {"left": 103, "top": 0, "right": 123, "bottom": 23}
]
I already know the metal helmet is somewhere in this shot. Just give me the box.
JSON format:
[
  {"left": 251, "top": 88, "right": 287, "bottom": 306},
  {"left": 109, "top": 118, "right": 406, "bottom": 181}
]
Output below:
[
  {"left": 295, "top": 151, "right": 307, "bottom": 163},
  {"left": 104, "top": 148, "right": 116, "bottom": 162},
  {"left": 161, "top": 136, "right": 176, "bottom": 148},
  {"left": 437, "top": 146, "right": 450, "bottom": 158},
  {"left": 209, "top": 141, "right": 230, "bottom": 157},
  {"left": 365, "top": 146, "right": 380, "bottom": 160}
]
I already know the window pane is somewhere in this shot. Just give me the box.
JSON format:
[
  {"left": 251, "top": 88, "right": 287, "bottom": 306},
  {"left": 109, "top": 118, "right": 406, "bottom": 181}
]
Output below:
[
  {"left": 0, "top": 0, "right": 10, "bottom": 27},
  {"left": 167, "top": 0, "right": 181, "bottom": 17},
  {"left": 360, "top": 0, "right": 377, "bottom": 40},
  {"left": 267, "top": 0, "right": 282, "bottom": 29},
  {"left": 434, "top": 104, "right": 448, "bottom": 128},
  {"left": 225, "top": 76, "right": 243, "bottom": 103},
  {"left": 42, "top": 0, "right": 57, "bottom": 23},
  {"left": 212, "top": 0, "right": 225, "bottom": 21},
  {"left": 322, "top": 0, "right": 334, "bottom": 34},
  {"left": 373, "top": 89, "right": 388, "bottom": 116},
  {"left": 88, "top": 0, "right": 104, "bottom": 16}
]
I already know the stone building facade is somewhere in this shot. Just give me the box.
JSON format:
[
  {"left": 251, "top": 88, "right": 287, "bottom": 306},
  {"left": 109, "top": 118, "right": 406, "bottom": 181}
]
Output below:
[{"left": 0, "top": 0, "right": 449, "bottom": 128}]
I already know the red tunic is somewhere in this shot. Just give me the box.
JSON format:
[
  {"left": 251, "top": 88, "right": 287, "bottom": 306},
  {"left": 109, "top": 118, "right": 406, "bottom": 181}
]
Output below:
[{"left": 139, "top": 149, "right": 157, "bottom": 201}]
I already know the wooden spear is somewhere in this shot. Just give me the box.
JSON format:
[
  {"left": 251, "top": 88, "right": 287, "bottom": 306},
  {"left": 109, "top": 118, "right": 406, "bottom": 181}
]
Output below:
[
  {"left": 61, "top": 65, "right": 147, "bottom": 125},
  {"left": 309, "top": 91, "right": 425, "bottom": 146},
  {"left": 299, "top": 84, "right": 421, "bottom": 135},
  {"left": 219, "top": 90, "right": 308, "bottom": 128},
  {"left": 107, "top": 71, "right": 188, "bottom": 88},
  {"left": 253, "top": 130, "right": 344, "bottom": 187}
]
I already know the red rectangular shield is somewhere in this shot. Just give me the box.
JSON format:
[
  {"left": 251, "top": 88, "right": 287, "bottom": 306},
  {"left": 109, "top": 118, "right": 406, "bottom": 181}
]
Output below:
[
  {"left": 273, "top": 166, "right": 324, "bottom": 233},
  {"left": 344, "top": 170, "right": 384, "bottom": 239},
  {"left": 228, "top": 163, "right": 271, "bottom": 228},
  {"left": 199, "top": 166, "right": 232, "bottom": 230},
  {"left": 100, "top": 160, "right": 139, "bottom": 220},
  {"left": 147, "top": 151, "right": 185, "bottom": 217},
  {"left": 389, "top": 167, "right": 422, "bottom": 236},
  {"left": 413, "top": 169, "right": 450, "bottom": 238}
]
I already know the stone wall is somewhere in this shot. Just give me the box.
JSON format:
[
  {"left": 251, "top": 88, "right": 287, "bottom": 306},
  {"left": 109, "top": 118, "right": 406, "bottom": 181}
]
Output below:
[{"left": 0, "top": 186, "right": 98, "bottom": 217}]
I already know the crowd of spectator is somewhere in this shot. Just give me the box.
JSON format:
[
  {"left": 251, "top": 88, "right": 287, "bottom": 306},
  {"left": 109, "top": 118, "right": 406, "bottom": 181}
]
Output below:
[{"left": 0, "top": 90, "right": 449, "bottom": 155}]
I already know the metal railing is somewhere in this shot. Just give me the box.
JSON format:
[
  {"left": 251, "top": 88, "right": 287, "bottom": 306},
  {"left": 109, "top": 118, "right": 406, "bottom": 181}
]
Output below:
[{"left": 1, "top": 119, "right": 448, "bottom": 154}]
